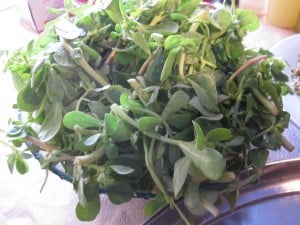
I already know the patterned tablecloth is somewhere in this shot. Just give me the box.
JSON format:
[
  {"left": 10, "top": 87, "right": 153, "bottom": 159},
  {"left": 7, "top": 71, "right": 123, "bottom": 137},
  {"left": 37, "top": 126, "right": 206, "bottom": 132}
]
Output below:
[{"left": 0, "top": 2, "right": 298, "bottom": 225}]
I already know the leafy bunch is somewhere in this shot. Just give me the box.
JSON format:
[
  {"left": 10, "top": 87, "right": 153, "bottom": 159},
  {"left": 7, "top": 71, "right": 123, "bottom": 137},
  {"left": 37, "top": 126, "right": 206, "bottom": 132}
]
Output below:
[{"left": 3, "top": 0, "right": 293, "bottom": 223}]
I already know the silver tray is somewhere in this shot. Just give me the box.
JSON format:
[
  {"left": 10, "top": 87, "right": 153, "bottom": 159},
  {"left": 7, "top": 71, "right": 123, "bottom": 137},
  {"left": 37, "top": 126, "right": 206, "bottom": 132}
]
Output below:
[{"left": 143, "top": 157, "right": 300, "bottom": 225}]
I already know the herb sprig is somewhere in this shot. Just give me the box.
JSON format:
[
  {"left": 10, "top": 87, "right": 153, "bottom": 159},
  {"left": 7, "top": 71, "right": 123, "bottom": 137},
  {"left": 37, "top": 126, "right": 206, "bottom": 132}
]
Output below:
[{"left": 3, "top": 0, "right": 294, "bottom": 224}]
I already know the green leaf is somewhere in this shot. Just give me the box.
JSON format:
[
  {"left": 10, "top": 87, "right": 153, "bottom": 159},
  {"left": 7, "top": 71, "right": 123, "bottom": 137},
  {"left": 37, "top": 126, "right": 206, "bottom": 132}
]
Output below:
[
  {"left": 104, "top": 143, "right": 118, "bottom": 159},
  {"left": 248, "top": 148, "right": 269, "bottom": 170},
  {"left": 104, "top": 113, "right": 134, "bottom": 141},
  {"left": 160, "top": 46, "right": 180, "bottom": 82},
  {"left": 188, "top": 74, "right": 218, "bottom": 112},
  {"left": 144, "top": 48, "right": 164, "bottom": 85},
  {"left": 184, "top": 181, "right": 219, "bottom": 216},
  {"left": 162, "top": 90, "right": 190, "bottom": 118},
  {"left": 228, "top": 190, "right": 239, "bottom": 211},
  {"left": 137, "top": 116, "right": 162, "bottom": 132},
  {"left": 107, "top": 182, "right": 132, "bottom": 204},
  {"left": 212, "top": 8, "right": 231, "bottom": 30},
  {"left": 132, "top": 32, "right": 151, "bottom": 55},
  {"left": 39, "top": 101, "right": 63, "bottom": 142},
  {"left": 263, "top": 81, "right": 280, "bottom": 110},
  {"left": 145, "top": 21, "right": 179, "bottom": 34},
  {"left": 54, "top": 19, "right": 81, "bottom": 40},
  {"left": 76, "top": 197, "right": 101, "bottom": 221},
  {"left": 228, "top": 38, "right": 244, "bottom": 59},
  {"left": 84, "top": 133, "right": 101, "bottom": 146},
  {"left": 164, "top": 35, "right": 183, "bottom": 50},
  {"left": 17, "top": 82, "right": 41, "bottom": 112},
  {"left": 15, "top": 154, "right": 29, "bottom": 174},
  {"left": 53, "top": 45, "right": 77, "bottom": 67},
  {"left": 226, "top": 136, "right": 245, "bottom": 147},
  {"left": 192, "top": 121, "right": 207, "bottom": 150},
  {"left": 236, "top": 9, "right": 259, "bottom": 32},
  {"left": 47, "top": 68, "right": 64, "bottom": 102},
  {"left": 144, "top": 194, "right": 168, "bottom": 217},
  {"left": 206, "top": 128, "right": 232, "bottom": 142},
  {"left": 189, "top": 97, "right": 223, "bottom": 120},
  {"left": 63, "top": 111, "right": 102, "bottom": 129},
  {"left": 110, "top": 165, "right": 135, "bottom": 175},
  {"left": 104, "top": 85, "right": 131, "bottom": 105},
  {"left": 105, "top": 0, "right": 124, "bottom": 24},
  {"left": 7, "top": 153, "right": 17, "bottom": 173},
  {"left": 173, "top": 156, "right": 191, "bottom": 197},
  {"left": 178, "top": 141, "right": 225, "bottom": 180}
]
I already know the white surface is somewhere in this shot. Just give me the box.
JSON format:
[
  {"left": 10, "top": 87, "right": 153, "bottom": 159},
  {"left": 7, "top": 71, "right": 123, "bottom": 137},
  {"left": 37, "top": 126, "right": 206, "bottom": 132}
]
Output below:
[{"left": 270, "top": 34, "right": 300, "bottom": 128}]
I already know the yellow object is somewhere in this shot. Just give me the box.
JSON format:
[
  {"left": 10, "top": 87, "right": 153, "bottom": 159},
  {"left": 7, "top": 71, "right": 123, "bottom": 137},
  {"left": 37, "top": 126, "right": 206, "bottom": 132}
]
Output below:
[{"left": 267, "top": 0, "right": 300, "bottom": 28}]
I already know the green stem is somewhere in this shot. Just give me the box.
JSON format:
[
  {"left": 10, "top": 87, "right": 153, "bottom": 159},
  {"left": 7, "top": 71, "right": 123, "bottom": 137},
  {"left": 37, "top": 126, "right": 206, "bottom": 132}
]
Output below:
[
  {"left": 110, "top": 104, "right": 139, "bottom": 128},
  {"left": 170, "top": 198, "right": 192, "bottom": 225},
  {"left": 60, "top": 38, "right": 109, "bottom": 86},
  {"left": 250, "top": 87, "right": 278, "bottom": 116},
  {"left": 73, "top": 146, "right": 105, "bottom": 166},
  {"left": 145, "top": 132, "right": 180, "bottom": 146},
  {"left": 75, "top": 89, "right": 90, "bottom": 111},
  {"left": 143, "top": 137, "right": 171, "bottom": 204},
  {"left": 178, "top": 50, "right": 186, "bottom": 79},
  {"left": 80, "top": 43, "right": 101, "bottom": 61}
]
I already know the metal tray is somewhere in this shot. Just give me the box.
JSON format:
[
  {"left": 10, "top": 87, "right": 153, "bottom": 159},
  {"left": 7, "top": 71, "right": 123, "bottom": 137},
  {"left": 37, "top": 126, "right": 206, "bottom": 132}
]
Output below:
[{"left": 143, "top": 158, "right": 300, "bottom": 225}]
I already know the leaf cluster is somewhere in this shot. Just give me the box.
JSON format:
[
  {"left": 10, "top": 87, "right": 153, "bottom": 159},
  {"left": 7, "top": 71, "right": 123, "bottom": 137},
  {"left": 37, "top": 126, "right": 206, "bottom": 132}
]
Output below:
[{"left": 3, "top": 0, "right": 292, "bottom": 223}]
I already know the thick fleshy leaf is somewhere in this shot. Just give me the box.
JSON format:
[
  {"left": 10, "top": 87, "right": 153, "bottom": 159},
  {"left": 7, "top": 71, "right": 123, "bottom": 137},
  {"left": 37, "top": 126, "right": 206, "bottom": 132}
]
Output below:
[
  {"left": 105, "top": 113, "right": 134, "bottom": 141},
  {"left": 162, "top": 90, "right": 190, "bottom": 118},
  {"left": 212, "top": 8, "right": 231, "bottom": 30},
  {"left": 47, "top": 68, "right": 64, "bottom": 102},
  {"left": 7, "top": 153, "right": 17, "bottom": 173},
  {"left": 55, "top": 19, "right": 81, "bottom": 40},
  {"left": 178, "top": 141, "right": 225, "bottom": 180},
  {"left": 84, "top": 133, "right": 101, "bottom": 146},
  {"left": 110, "top": 165, "right": 135, "bottom": 175},
  {"left": 144, "top": 194, "right": 167, "bottom": 217},
  {"left": 206, "top": 128, "right": 232, "bottom": 142},
  {"left": 160, "top": 46, "right": 181, "bottom": 82},
  {"left": 15, "top": 154, "right": 29, "bottom": 174},
  {"left": 132, "top": 32, "right": 151, "bottom": 55},
  {"left": 137, "top": 116, "right": 162, "bottom": 132},
  {"left": 63, "top": 111, "right": 102, "bottom": 129},
  {"left": 188, "top": 74, "right": 218, "bottom": 112},
  {"left": 192, "top": 121, "right": 207, "bottom": 150},
  {"left": 17, "top": 83, "right": 41, "bottom": 112},
  {"left": 248, "top": 148, "right": 269, "bottom": 170},
  {"left": 76, "top": 197, "right": 101, "bottom": 221},
  {"left": 39, "top": 101, "right": 63, "bottom": 142},
  {"left": 107, "top": 182, "right": 132, "bottom": 204},
  {"left": 146, "top": 21, "right": 179, "bottom": 34},
  {"left": 173, "top": 156, "right": 191, "bottom": 197}
]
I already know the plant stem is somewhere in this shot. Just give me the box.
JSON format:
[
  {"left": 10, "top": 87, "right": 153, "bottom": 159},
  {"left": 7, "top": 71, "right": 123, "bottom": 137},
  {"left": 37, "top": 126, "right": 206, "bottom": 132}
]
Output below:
[
  {"left": 73, "top": 146, "right": 105, "bottom": 166},
  {"left": 104, "top": 49, "right": 116, "bottom": 65},
  {"left": 170, "top": 198, "right": 192, "bottom": 225},
  {"left": 60, "top": 38, "right": 109, "bottom": 86},
  {"left": 229, "top": 55, "right": 268, "bottom": 81},
  {"left": 250, "top": 87, "right": 278, "bottom": 116},
  {"left": 110, "top": 104, "right": 139, "bottom": 128},
  {"left": 178, "top": 50, "right": 186, "bottom": 79},
  {"left": 143, "top": 137, "right": 171, "bottom": 203},
  {"left": 26, "top": 136, "right": 55, "bottom": 152},
  {"left": 138, "top": 53, "right": 154, "bottom": 75},
  {"left": 281, "top": 135, "right": 295, "bottom": 152}
]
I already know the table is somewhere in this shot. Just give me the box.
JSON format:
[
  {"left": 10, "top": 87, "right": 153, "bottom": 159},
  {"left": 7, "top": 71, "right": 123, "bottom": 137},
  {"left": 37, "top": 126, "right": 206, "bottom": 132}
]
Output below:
[{"left": 0, "top": 3, "right": 298, "bottom": 225}]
